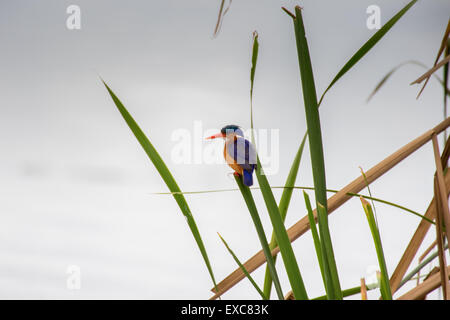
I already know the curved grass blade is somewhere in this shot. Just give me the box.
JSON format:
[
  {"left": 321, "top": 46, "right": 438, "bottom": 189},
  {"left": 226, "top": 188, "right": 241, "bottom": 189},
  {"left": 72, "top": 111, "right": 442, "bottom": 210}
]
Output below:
[
  {"left": 262, "top": 134, "right": 307, "bottom": 298},
  {"left": 152, "top": 186, "right": 432, "bottom": 224},
  {"left": 367, "top": 60, "right": 424, "bottom": 102},
  {"left": 292, "top": 5, "right": 342, "bottom": 299},
  {"left": 234, "top": 175, "right": 284, "bottom": 300},
  {"left": 318, "top": 0, "right": 419, "bottom": 106},
  {"left": 345, "top": 191, "right": 432, "bottom": 224},
  {"left": 398, "top": 243, "right": 449, "bottom": 290},
  {"left": 217, "top": 233, "right": 268, "bottom": 300},
  {"left": 102, "top": 80, "right": 219, "bottom": 293},
  {"left": 360, "top": 197, "right": 392, "bottom": 300},
  {"left": 367, "top": 60, "right": 450, "bottom": 102}
]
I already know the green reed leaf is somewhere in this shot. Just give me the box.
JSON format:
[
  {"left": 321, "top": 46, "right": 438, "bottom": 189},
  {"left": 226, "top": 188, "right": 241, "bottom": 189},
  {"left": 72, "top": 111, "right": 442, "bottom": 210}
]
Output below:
[
  {"left": 218, "top": 232, "right": 268, "bottom": 300},
  {"left": 102, "top": 80, "right": 219, "bottom": 293},
  {"left": 233, "top": 174, "right": 284, "bottom": 300}
]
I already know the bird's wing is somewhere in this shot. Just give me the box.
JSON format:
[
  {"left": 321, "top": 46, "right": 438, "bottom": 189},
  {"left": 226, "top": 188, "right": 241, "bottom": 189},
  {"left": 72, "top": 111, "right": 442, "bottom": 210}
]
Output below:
[{"left": 226, "top": 136, "right": 257, "bottom": 172}]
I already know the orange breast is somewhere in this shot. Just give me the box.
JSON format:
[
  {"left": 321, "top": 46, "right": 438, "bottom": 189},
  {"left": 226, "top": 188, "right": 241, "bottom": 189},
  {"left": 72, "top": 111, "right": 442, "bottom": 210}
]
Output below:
[{"left": 224, "top": 142, "right": 243, "bottom": 175}]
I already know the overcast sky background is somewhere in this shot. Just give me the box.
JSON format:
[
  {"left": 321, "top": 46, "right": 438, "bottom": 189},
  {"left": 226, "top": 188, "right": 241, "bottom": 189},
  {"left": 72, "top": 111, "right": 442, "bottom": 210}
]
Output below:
[{"left": 0, "top": 0, "right": 449, "bottom": 299}]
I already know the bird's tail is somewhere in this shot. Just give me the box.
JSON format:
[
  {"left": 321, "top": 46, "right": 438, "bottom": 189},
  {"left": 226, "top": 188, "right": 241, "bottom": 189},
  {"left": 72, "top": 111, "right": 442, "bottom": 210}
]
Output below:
[{"left": 243, "top": 169, "right": 253, "bottom": 187}]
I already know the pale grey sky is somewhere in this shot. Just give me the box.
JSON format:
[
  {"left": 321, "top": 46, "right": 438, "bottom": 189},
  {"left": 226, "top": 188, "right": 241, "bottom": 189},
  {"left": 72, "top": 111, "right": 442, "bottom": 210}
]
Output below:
[{"left": 0, "top": 0, "right": 449, "bottom": 299}]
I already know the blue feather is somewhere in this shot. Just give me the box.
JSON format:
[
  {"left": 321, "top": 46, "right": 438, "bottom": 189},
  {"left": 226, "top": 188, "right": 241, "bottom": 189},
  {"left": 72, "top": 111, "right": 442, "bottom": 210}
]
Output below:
[
  {"left": 243, "top": 169, "right": 254, "bottom": 187},
  {"left": 226, "top": 136, "right": 257, "bottom": 172}
]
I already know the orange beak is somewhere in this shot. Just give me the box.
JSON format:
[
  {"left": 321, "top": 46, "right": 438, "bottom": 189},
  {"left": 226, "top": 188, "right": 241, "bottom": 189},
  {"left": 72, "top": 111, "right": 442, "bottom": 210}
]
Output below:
[{"left": 205, "top": 132, "right": 225, "bottom": 140}]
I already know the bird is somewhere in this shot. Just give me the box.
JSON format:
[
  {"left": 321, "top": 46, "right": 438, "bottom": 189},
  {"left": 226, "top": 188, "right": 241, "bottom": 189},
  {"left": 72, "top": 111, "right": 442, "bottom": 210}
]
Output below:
[{"left": 206, "top": 125, "right": 257, "bottom": 186}]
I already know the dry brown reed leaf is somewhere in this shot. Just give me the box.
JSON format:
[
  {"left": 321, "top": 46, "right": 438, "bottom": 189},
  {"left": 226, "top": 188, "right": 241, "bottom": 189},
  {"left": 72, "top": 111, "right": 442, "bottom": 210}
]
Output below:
[
  {"left": 360, "top": 278, "right": 368, "bottom": 300},
  {"left": 412, "top": 55, "right": 450, "bottom": 86},
  {"left": 433, "top": 177, "right": 450, "bottom": 299},
  {"left": 419, "top": 240, "right": 437, "bottom": 262},
  {"left": 418, "top": 267, "right": 440, "bottom": 299},
  {"left": 213, "top": 0, "right": 232, "bottom": 37},
  {"left": 284, "top": 291, "right": 294, "bottom": 300},
  {"left": 414, "top": 19, "right": 450, "bottom": 98},
  {"left": 432, "top": 133, "right": 450, "bottom": 299},
  {"left": 211, "top": 118, "right": 450, "bottom": 299},
  {"left": 424, "top": 266, "right": 440, "bottom": 282},
  {"left": 432, "top": 134, "right": 450, "bottom": 242},
  {"left": 398, "top": 266, "right": 450, "bottom": 300}
]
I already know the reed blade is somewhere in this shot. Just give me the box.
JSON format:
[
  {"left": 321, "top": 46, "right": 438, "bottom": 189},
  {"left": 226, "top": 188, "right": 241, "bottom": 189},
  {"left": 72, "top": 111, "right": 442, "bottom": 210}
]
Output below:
[
  {"left": 367, "top": 60, "right": 450, "bottom": 102},
  {"left": 217, "top": 233, "right": 268, "bottom": 300},
  {"left": 262, "top": 134, "right": 307, "bottom": 298},
  {"left": 234, "top": 175, "right": 284, "bottom": 300},
  {"left": 360, "top": 197, "right": 392, "bottom": 300},
  {"left": 318, "top": 0, "right": 419, "bottom": 106},
  {"left": 292, "top": 5, "right": 342, "bottom": 299},
  {"left": 255, "top": 158, "right": 309, "bottom": 300}
]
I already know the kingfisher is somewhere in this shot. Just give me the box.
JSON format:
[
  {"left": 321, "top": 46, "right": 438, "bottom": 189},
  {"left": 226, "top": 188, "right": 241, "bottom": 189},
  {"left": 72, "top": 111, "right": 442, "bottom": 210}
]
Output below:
[{"left": 206, "top": 125, "right": 257, "bottom": 187}]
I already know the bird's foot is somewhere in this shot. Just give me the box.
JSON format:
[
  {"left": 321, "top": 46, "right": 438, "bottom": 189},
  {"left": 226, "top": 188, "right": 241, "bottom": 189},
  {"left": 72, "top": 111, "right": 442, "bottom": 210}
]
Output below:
[{"left": 226, "top": 172, "right": 239, "bottom": 180}]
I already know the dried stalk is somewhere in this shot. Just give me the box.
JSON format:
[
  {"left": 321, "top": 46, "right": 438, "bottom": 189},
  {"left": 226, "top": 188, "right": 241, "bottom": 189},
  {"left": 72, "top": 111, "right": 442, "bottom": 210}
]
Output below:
[
  {"left": 432, "top": 134, "right": 450, "bottom": 242},
  {"left": 360, "top": 278, "right": 368, "bottom": 300},
  {"left": 411, "top": 55, "right": 450, "bottom": 85},
  {"left": 433, "top": 178, "right": 450, "bottom": 299},
  {"left": 419, "top": 240, "right": 438, "bottom": 262},
  {"left": 414, "top": 19, "right": 450, "bottom": 98}
]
